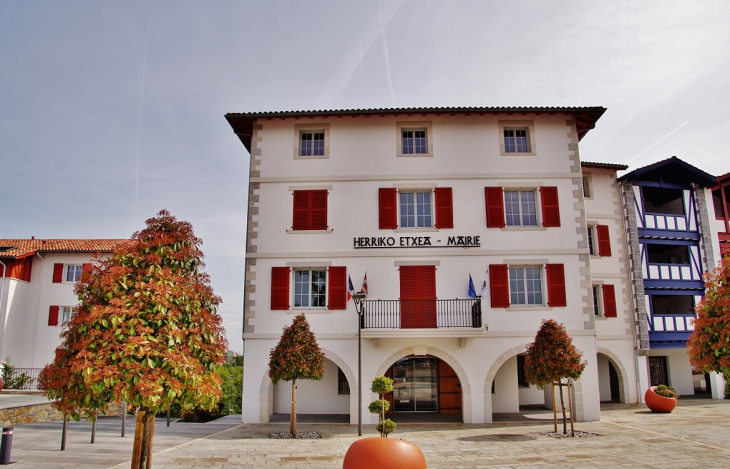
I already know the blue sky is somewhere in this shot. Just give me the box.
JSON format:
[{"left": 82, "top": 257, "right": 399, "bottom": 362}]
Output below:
[{"left": 2, "top": 1, "right": 729, "bottom": 353}]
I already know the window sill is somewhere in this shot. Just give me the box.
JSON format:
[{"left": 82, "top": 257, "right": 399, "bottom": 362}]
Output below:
[
  {"left": 501, "top": 151, "right": 537, "bottom": 157},
  {"left": 286, "top": 229, "right": 333, "bottom": 234},
  {"left": 294, "top": 155, "right": 329, "bottom": 160},
  {"left": 502, "top": 226, "right": 547, "bottom": 231},
  {"left": 396, "top": 153, "right": 433, "bottom": 158},
  {"left": 594, "top": 316, "right": 608, "bottom": 320},
  {"left": 287, "top": 309, "right": 332, "bottom": 314},
  {"left": 506, "top": 306, "right": 553, "bottom": 311},
  {"left": 393, "top": 228, "right": 439, "bottom": 233}
]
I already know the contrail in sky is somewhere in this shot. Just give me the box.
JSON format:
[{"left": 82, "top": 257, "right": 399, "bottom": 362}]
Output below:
[
  {"left": 1, "top": 121, "right": 79, "bottom": 212},
  {"left": 378, "top": 0, "right": 396, "bottom": 107},
  {"left": 134, "top": 5, "right": 152, "bottom": 222},
  {"left": 600, "top": 93, "right": 658, "bottom": 150},
  {"left": 317, "top": 0, "right": 404, "bottom": 108},
  {"left": 626, "top": 121, "right": 689, "bottom": 166}
]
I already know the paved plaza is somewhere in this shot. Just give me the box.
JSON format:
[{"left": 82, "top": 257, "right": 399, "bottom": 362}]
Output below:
[{"left": 3, "top": 399, "right": 730, "bottom": 468}]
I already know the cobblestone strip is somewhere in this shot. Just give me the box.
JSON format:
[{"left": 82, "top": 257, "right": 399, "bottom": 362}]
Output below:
[
  {"left": 105, "top": 423, "right": 245, "bottom": 469},
  {"left": 601, "top": 418, "right": 730, "bottom": 454}
]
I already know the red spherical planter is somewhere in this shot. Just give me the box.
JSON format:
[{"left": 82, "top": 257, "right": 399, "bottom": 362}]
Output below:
[
  {"left": 343, "top": 437, "right": 427, "bottom": 469},
  {"left": 645, "top": 386, "right": 678, "bottom": 413}
]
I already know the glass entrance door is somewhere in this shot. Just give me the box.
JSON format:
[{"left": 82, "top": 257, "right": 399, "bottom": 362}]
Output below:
[{"left": 392, "top": 357, "right": 438, "bottom": 412}]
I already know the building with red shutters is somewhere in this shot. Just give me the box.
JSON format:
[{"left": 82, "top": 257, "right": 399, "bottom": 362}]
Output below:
[
  {"left": 0, "top": 239, "right": 129, "bottom": 373},
  {"left": 226, "top": 106, "right": 626, "bottom": 424}
]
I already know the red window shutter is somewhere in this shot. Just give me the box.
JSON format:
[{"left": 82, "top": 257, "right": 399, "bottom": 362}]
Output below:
[
  {"left": 489, "top": 264, "right": 510, "bottom": 308},
  {"left": 417, "top": 265, "right": 436, "bottom": 328},
  {"left": 596, "top": 225, "right": 612, "bottom": 257},
  {"left": 52, "top": 263, "right": 64, "bottom": 283},
  {"left": 400, "top": 266, "right": 418, "bottom": 328},
  {"left": 271, "top": 267, "right": 290, "bottom": 310},
  {"left": 48, "top": 305, "right": 60, "bottom": 326},
  {"left": 546, "top": 264, "right": 567, "bottom": 307},
  {"left": 485, "top": 187, "right": 505, "bottom": 228},
  {"left": 602, "top": 284, "right": 617, "bottom": 317},
  {"left": 434, "top": 187, "right": 454, "bottom": 229},
  {"left": 311, "top": 190, "right": 328, "bottom": 230},
  {"left": 540, "top": 187, "right": 561, "bottom": 227},
  {"left": 379, "top": 188, "right": 398, "bottom": 229},
  {"left": 327, "top": 266, "right": 347, "bottom": 310},
  {"left": 293, "top": 191, "right": 311, "bottom": 230}
]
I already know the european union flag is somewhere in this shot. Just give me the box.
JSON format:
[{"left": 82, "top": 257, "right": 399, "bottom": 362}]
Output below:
[{"left": 468, "top": 274, "right": 477, "bottom": 299}]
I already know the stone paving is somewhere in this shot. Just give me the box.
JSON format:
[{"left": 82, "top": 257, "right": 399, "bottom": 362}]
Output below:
[{"left": 3, "top": 400, "right": 730, "bottom": 468}]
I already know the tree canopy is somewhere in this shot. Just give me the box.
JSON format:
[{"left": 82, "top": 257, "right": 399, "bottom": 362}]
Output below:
[
  {"left": 269, "top": 313, "right": 324, "bottom": 435},
  {"left": 688, "top": 256, "right": 730, "bottom": 378},
  {"left": 40, "top": 210, "right": 227, "bottom": 467},
  {"left": 524, "top": 319, "right": 586, "bottom": 389}
]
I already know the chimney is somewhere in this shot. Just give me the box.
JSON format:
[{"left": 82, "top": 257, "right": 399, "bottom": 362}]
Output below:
[{"left": 31, "top": 236, "right": 35, "bottom": 240}]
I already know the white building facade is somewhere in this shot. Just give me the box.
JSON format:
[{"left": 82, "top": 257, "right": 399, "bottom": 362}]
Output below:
[
  {"left": 0, "top": 239, "right": 128, "bottom": 370},
  {"left": 227, "top": 107, "right": 620, "bottom": 424}
]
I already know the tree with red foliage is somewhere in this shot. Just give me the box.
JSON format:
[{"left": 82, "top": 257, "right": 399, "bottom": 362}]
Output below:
[
  {"left": 524, "top": 319, "right": 586, "bottom": 434},
  {"left": 688, "top": 256, "right": 730, "bottom": 389},
  {"left": 40, "top": 210, "right": 227, "bottom": 469},
  {"left": 268, "top": 314, "right": 324, "bottom": 436}
]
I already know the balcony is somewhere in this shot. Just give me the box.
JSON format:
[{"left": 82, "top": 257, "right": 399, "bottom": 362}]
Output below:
[
  {"left": 360, "top": 299, "right": 482, "bottom": 330},
  {"left": 648, "top": 313, "right": 696, "bottom": 348}
]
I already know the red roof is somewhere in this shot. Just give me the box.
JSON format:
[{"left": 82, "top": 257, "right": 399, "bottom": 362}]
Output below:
[{"left": 0, "top": 239, "right": 132, "bottom": 259}]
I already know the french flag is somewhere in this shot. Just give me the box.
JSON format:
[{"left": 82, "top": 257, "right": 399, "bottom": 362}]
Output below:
[{"left": 347, "top": 275, "right": 355, "bottom": 302}]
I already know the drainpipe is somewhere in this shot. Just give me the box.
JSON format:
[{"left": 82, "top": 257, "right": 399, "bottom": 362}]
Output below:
[
  {"left": 0, "top": 260, "right": 6, "bottom": 359},
  {"left": 30, "top": 252, "right": 45, "bottom": 368}
]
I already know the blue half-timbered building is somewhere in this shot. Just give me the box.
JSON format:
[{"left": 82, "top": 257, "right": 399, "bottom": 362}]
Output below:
[{"left": 619, "top": 157, "right": 723, "bottom": 396}]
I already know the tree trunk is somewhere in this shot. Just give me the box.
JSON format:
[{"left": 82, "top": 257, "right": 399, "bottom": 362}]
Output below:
[
  {"left": 559, "top": 381, "right": 567, "bottom": 434},
  {"left": 290, "top": 380, "right": 297, "bottom": 436},
  {"left": 131, "top": 407, "right": 155, "bottom": 469}
]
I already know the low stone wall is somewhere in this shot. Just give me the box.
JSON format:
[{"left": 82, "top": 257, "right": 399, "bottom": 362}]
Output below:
[
  {"left": 0, "top": 402, "right": 64, "bottom": 426},
  {"left": 0, "top": 401, "right": 125, "bottom": 426}
]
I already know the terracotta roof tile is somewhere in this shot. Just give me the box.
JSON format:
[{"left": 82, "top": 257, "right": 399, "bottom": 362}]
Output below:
[{"left": 0, "top": 239, "right": 132, "bottom": 259}]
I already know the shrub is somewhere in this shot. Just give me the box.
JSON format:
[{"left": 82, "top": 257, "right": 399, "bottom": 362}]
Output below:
[
  {"left": 376, "top": 419, "right": 396, "bottom": 436},
  {"left": 655, "top": 384, "right": 677, "bottom": 398}
]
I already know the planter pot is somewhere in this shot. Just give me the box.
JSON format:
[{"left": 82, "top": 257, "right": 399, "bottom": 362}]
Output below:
[
  {"left": 343, "top": 437, "right": 427, "bottom": 469},
  {"left": 645, "top": 386, "right": 678, "bottom": 413}
]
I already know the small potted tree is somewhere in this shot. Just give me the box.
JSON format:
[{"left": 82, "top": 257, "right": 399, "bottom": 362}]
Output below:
[
  {"left": 524, "top": 319, "right": 586, "bottom": 436},
  {"left": 645, "top": 384, "right": 678, "bottom": 413},
  {"left": 343, "top": 375, "right": 426, "bottom": 469},
  {"left": 268, "top": 314, "right": 325, "bottom": 437}
]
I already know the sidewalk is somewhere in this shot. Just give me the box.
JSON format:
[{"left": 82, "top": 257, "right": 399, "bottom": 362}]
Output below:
[{"left": 4, "top": 400, "right": 730, "bottom": 468}]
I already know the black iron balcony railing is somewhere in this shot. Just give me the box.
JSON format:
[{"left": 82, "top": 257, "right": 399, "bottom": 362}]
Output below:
[{"left": 360, "top": 298, "right": 482, "bottom": 329}]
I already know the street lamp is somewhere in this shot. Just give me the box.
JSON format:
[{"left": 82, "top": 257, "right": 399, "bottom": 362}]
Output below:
[{"left": 352, "top": 292, "right": 367, "bottom": 437}]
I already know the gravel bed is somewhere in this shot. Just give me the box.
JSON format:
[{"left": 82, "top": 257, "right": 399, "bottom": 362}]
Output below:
[
  {"left": 269, "top": 431, "right": 322, "bottom": 439},
  {"left": 536, "top": 431, "right": 601, "bottom": 438}
]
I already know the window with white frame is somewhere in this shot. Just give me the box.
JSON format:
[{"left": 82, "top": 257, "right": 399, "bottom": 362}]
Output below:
[
  {"left": 300, "top": 131, "right": 325, "bottom": 156},
  {"left": 504, "top": 190, "right": 537, "bottom": 226},
  {"left": 509, "top": 266, "right": 543, "bottom": 305},
  {"left": 592, "top": 285, "right": 602, "bottom": 316},
  {"left": 499, "top": 121, "right": 536, "bottom": 156},
  {"left": 61, "top": 306, "right": 75, "bottom": 323},
  {"left": 582, "top": 175, "right": 592, "bottom": 198},
  {"left": 399, "top": 191, "right": 432, "bottom": 228},
  {"left": 503, "top": 128, "right": 530, "bottom": 153},
  {"left": 401, "top": 129, "right": 427, "bottom": 154},
  {"left": 587, "top": 225, "right": 596, "bottom": 255},
  {"left": 293, "top": 269, "right": 327, "bottom": 309},
  {"left": 65, "top": 265, "right": 83, "bottom": 283}
]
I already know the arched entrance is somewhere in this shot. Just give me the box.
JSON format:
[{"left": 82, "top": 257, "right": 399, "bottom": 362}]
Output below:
[
  {"left": 258, "top": 347, "right": 358, "bottom": 423},
  {"left": 596, "top": 347, "right": 631, "bottom": 404},
  {"left": 484, "top": 345, "right": 587, "bottom": 422},
  {"left": 374, "top": 346, "right": 470, "bottom": 422}
]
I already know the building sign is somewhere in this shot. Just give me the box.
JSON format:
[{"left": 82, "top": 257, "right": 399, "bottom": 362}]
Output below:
[{"left": 353, "top": 235, "right": 480, "bottom": 249}]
